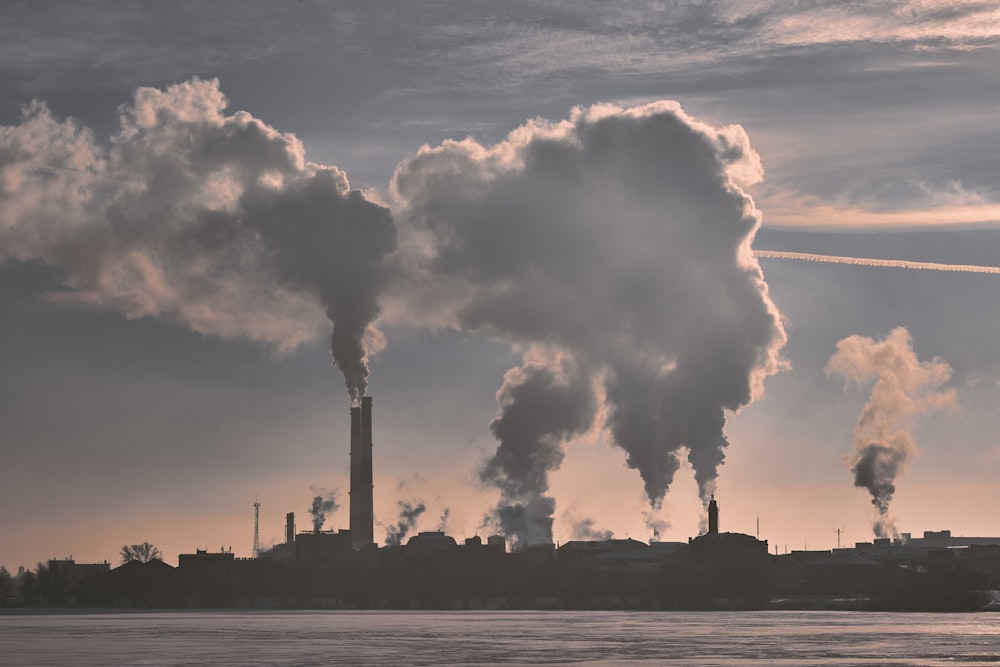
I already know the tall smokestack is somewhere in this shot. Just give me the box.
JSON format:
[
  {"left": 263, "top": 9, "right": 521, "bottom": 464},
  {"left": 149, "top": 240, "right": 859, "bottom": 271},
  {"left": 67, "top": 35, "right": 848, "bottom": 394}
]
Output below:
[
  {"left": 708, "top": 497, "right": 719, "bottom": 535},
  {"left": 285, "top": 512, "right": 295, "bottom": 545},
  {"left": 350, "top": 398, "right": 374, "bottom": 548}
]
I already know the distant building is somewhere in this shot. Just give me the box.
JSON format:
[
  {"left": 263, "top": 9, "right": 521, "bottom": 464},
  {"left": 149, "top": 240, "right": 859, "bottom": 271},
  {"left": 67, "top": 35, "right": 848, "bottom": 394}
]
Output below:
[
  {"left": 687, "top": 498, "right": 769, "bottom": 563},
  {"left": 178, "top": 549, "right": 235, "bottom": 569},
  {"left": 295, "top": 530, "right": 353, "bottom": 562},
  {"left": 806, "top": 552, "right": 881, "bottom": 593},
  {"left": 406, "top": 531, "right": 457, "bottom": 554}
]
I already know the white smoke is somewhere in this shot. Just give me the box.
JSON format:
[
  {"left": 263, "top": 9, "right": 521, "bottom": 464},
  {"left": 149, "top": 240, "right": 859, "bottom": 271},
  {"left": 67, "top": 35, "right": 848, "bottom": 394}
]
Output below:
[
  {"left": 569, "top": 516, "right": 614, "bottom": 542},
  {"left": 826, "top": 327, "right": 956, "bottom": 538},
  {"left": 308, "top": 488, "right": 340, "bottom": 533},
  {"left": 0, "top": 78, "right": 396, "bottom": 398}
]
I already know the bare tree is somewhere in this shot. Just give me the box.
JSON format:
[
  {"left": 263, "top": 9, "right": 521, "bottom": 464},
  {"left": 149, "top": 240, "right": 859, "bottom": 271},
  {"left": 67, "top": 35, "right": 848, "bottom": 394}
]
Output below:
[{"left": 120, "top": 542, "right": 162, "bottom": 564}]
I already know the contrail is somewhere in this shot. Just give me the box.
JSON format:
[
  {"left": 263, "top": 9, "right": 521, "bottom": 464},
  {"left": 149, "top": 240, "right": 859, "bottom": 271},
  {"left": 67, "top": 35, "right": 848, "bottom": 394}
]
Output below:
[{"left": 755, "top": 250, "right": 1000, "bottom": 275}]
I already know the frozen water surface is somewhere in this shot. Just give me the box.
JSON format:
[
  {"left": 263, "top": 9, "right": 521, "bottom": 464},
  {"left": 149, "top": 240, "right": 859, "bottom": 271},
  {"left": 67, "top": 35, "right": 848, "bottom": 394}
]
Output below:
[{"left": 1, "top": 610, "right": 998, "bottom": 666}]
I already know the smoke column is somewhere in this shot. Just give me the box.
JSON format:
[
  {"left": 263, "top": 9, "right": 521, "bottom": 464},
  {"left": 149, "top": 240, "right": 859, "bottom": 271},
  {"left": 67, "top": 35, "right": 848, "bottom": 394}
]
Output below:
[
  {"left": 479, "top": 359, "right": 596, "bottom": 548},
  {"left": 309, "top": 489, "right": 340, "bottom": 533},
  {"left": 0, "top": 78, "right": 396, "bottom": 398},
  {"left": 826, "top": 327, "right": 956, "bottom": 538},
  {"left": 755, "top": 250, "right": 1000, "bottom": 275},
  {"left": 393, "top": 100, "right": 787, "bottom": 528},
  {"left": 385, "top": 501, "right": 426, "bottom": 546}
]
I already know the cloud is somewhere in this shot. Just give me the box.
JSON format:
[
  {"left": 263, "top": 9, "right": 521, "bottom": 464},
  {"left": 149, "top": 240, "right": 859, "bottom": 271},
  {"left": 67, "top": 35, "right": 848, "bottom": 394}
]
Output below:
[
  {"left": 392, "top": 100, "right": 787, "bottom": 528},
  {"left": 826, "top": 327, "right": 956, "bottom": 538},
  {"left": 757, "top": 188, "right": 1000, "bottom": 230},
  {"left": 0, "top": 78, "right": 397, "bottom": 398},
  {"left": 763, "top": 1, "right": 1000, "bottom": 47}
]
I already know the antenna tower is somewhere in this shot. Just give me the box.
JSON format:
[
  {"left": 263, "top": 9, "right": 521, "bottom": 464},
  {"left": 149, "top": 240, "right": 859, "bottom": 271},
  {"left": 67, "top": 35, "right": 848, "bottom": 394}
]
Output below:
[{"left": 252, "top": 497, "right": 261, "bottom": 559}]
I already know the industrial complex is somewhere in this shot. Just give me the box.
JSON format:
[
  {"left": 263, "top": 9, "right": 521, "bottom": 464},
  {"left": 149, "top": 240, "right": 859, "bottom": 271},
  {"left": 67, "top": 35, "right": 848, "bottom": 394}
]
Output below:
[{"left": 4, "top": 396, "right": 1000, "bottom": 611}]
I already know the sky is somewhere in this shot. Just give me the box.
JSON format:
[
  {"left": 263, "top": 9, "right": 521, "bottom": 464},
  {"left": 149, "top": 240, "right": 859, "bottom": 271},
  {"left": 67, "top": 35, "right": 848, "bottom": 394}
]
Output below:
[{"left": 2, "top": 0, "right": 1000, "bottom": 569}]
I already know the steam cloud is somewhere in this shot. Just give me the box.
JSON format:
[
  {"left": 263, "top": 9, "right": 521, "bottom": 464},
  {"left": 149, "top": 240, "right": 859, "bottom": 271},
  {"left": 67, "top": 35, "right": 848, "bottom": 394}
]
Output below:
[
  {"left": 393, "top": 101, "right": 786, "bottom": 542},
  {"left": 479, "top": 359, "right": 597, "bottom": 548},
  {"left": 309, "top": 489, "right": 340, "bottom": 533},
  {"left": 571, "top": 517, "right": 614, "bottom": 541},
  {"left": 826, "top": 327, "right": 956, "bottom": 538},
  {"left": 385, "top": 501, "right": 426, "bottom": 546},
  {"left": 0, "top": 78, "right": 396, "bottom": 399},
  {"left": 644, "top": 511, "right": 669, "bottom": 543},
  {"left": 4, "top": 81, "right": 792, "bottom": 537}
]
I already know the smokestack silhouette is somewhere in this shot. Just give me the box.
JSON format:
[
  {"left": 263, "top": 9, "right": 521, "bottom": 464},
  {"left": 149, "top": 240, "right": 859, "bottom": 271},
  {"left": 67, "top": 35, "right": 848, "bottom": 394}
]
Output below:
[
  {"left": 385, "top": 501, "right": 426, "bottom": 546},
  {"left": 708, "top": 497, "right": 719, "bottom": 535},
  {"left": 350, "top": 397, "right": 374, "bottom": 548},
  {"left": 827, "top": 327, "right": 955, "bottom": 538},
  {"left": 285, "top": 512, "right": 295, "bottom": 544}
]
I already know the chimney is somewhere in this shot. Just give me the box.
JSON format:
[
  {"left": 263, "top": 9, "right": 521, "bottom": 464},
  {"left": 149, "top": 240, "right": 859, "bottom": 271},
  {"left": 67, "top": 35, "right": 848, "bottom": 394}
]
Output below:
[
  {"left": 286, "top": 512, "right": 295, "bottom": 544},
  {"left": 350, "top": 398, "right": 374, "bottom": 548},
  {"left": 708, "top": 496, "right": 719, "bottom": 535}
]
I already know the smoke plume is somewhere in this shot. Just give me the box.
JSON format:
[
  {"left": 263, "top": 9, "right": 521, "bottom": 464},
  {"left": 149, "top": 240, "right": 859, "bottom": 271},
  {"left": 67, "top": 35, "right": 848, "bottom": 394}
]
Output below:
[
  {"left": 437, "top": 507, "right": 451, "bottom": 532},
  {"left": 479, "top": 358, "right": 597, "bottom": 548},
  {"left": 0, "top": 78, "right": 396, "bottom": 398},
  {"left": 392, "top": 101, "right": 786, "bottom": 522},
  {"left": 826, "top": 327, "right": 956, "bottom": 538},
  {"left": 309, "top": 489, "right": 339, "bottom": 533},
  {"left": 385, "top": 500, "right": 426, "bottom": 547},
  {"left": 570, "top": 517, "right": 614, "bottom": 541},
  {"left": 644, "top": 511, "right": 669, "bottom": 543},
  {"left": 5, "top": 83, "right": 791, "bottom": 527}
]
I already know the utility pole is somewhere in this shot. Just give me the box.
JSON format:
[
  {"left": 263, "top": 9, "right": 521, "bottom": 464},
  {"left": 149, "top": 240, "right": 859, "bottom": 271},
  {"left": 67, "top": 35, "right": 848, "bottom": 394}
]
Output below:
[
  {"left": 252, "top": 497, "right": 261, "bottom": 559},
  {"left": 836, "top": 527, "right": 842, "bottom": 550}
]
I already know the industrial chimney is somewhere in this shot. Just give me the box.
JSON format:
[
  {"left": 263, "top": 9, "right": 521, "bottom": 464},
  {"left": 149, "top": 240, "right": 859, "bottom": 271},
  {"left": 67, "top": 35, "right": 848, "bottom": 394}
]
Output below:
[
  {"left": 286, "top": 512, "right": 295, "bottom": 545},
  {"left": 708, "top": 496, "right": 719, "bottom": 535},
  {"left": 349, "top": 397, "right": 374, "bottom": 548}
]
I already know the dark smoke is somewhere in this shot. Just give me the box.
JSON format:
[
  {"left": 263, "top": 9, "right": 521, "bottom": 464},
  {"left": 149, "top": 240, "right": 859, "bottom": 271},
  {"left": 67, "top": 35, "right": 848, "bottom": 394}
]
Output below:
[
  {"left": 0, "top": 79, "right": 396, "bottom": 398},
  {"left": 826, "top": 327, "right": 955, "bottom": 538},
  {"left": 479, "top": 359, "right": 596, "bottom": 549},
  {"left": 385, "top": 501, "right": 426, "bottom": 546},
  {"left": 393, "top": 101, "right": 786, "bottom": 520},
  {"left": 309, "top": 489, "right": 339, "bottom": 533}
]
